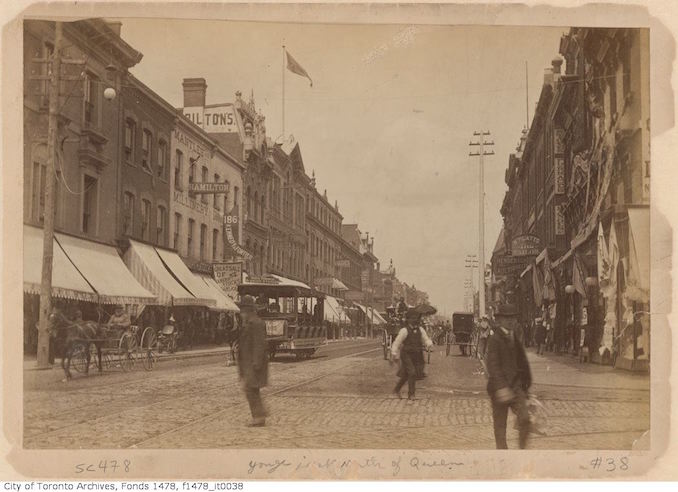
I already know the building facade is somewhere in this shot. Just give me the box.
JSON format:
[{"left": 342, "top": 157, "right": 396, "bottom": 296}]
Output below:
[
  {"left": 170, "top": 114, "right": 244, "bottom": 268},
  {"left": 307, "top": 180, "right": 346, "bottom": 297},
  {"left": 495, "top": 28, "right": 650, "bottom": 370},
  {"left": 119, "top": 75, "right": 175, "bottom": 248},
  {"left": 24, "top": 19, "right": 142, "bottom": 244}
]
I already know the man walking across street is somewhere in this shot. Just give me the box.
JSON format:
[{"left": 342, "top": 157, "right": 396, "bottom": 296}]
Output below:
[
  {"left": 486, "top": 303, "right": 532, "bottom": 449},
  {"left": 237, "top": 295, "right": 269, "bottom": 427},
  {"left": 391, "top": 310, "right": 433, "bottom": 401}
]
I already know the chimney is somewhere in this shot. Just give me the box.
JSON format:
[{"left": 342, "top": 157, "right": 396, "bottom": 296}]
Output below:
[
  {"left": 551, "top": 57, "right": 563, "bottom": 74},
  {"left": 106, "top": 21, "right": 122, "bottom": 36},
  {"left": 182, "top": 78, "right": 207, "bottom": 108}
]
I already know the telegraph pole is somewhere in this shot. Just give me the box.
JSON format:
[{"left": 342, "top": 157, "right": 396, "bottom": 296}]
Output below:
[
  {"left": 469, "top": 131, "right": 494, "bottom": 318},
  {"left": 464, "top": 254, "right": 478, "bottom": 312},
  {"left": 36, "top": 22, "right": 63, "bottom": 368}
]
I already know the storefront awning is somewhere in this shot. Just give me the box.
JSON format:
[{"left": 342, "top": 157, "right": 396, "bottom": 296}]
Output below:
[
  {"left": 315, "top": 277, "right": 348, "bottom": 290},
  {"left": 123, "top": 240, "right": 199, "bottom": 306},
  {"left": 55, "top": 233, "right": 156, "bottom": 305},
  {"left": 155, "top": 249, "right": 216, "bottom": 307},
  {"left": 324, "top": 295, "right": 349, "bottom": 323},
  {"left": 198, "top": 274, "right": 240, "bottom": 312},
  {"left": 269, "top": 274, "right": 311, "bottom": 290},
  {"left": 23, "top": 225, "right": 97, "bottom": 302},
  {"left": 367, "top": 307, "right": 386, "bottom": 325}
]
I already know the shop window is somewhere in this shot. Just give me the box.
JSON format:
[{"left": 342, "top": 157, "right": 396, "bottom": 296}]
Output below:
[
  {"left": 157, "top": 140, "right": 167, "bottom": 179},
  {"left": 124, "top": 119, "right": 135, "bottom": 163},
  {"left": 83, "top": 72, "right": 98, "bottom": 126},
  {"left": 82, "top": 175, "right": 98, "bottom": 234},
  {"left": 156, "top": 205, "right": 166, "bottom": 246},
  {"left": 174, "top": 213, "right": 182, "bottom": 251},
  {"left": 123, "top": 191, "right": 135, "bottom": 236},
  {"left": 187, "top": 219, "right": 195, "bottom": 256},
  {"left": 212, "top": 228, "right": 219, "bottom": 261},
  {"left": 201, "top": 166, "right": 209, "bottom": 204},
  {"left": 174, "top": 150, "right": 183, "bottom": 191},
  {"left": 140, "top": 199, "right": 151, "bottom": 240},
  {"left": 200, "top": 223, "right": 207, "bottom": 261},
  {"left": 142, "top": 129, "right": 152, "bottom": 172},
  {"left": 214, "top": 174, "right": 220, "bottom": 210}
]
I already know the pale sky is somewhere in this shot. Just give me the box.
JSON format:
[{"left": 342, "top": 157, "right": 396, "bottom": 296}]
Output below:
[{"left": 117, "top": 19, "right": 567, "bottom": 316}]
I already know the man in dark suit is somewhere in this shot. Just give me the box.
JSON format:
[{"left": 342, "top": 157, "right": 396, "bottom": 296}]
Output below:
[
  {"left": 237, "top": 295, "right": 269, "bottom": 427},
  {"left": 486, "top": 303, "right": 532, "bottom": 449}
]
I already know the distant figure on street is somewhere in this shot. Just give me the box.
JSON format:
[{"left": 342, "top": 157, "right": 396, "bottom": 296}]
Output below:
[
  {"left": 478, "top": 316, "right": 491, "bottom": 360},
  {"left": 237, "top": 295, "right": 269, "bottom": 427},
  {"left": 396, "top": 297, "right": 408, "bottom": 321},
  {"left": 391, "top": 310, "right": 433, "bottom": 401},
  {"left": 486, "top": 304, "right": 532, "bottom": 449},
  {"left": 535, "top": 317, "right": 546, "bottom": 355}
]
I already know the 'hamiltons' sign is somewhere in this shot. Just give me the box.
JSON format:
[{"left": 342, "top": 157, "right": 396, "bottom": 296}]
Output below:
[
  {"left": 183, "top": 104, "right": 238, "bottom": 133},
  {"left": 188, "top": 182, "right": 230, "bottom": 194}
]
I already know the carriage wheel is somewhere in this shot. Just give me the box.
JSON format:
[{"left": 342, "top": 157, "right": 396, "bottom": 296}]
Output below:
[
  {"left": 141, "top": 327, "right": 157, "bottom": 371},
  {"left": 118, "top": 332, "right": 135, "bottom": 371},
  {"left": 71, "top": 343, "right": 89, "bottom": 373}
]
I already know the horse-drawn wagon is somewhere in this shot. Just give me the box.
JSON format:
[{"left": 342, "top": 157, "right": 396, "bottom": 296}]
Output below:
[{"left": 51, "top": 311, "right": 158, "bottom": 379}]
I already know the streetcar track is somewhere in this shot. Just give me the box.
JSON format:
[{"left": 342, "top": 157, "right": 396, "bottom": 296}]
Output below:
[
  {"left": 127, "top": 347, "right": 381, "bottom": 448},
  {"left": 23, "top": 345, "right": 380, "bottom": 446}
]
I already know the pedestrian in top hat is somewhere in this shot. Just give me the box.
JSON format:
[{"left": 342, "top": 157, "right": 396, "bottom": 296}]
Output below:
[
  {"left": 237, "top": 295, "right": 269, "bottom": 427},
  {"left": 486, "top": 303, "right": 532, "bottom": 449},
  {"left": 391, "top": 309, "right": 433, "bottom": 401}
]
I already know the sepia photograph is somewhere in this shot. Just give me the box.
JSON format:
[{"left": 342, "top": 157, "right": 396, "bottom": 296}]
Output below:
[{"left": 1, "top": 0, "right": 674, "bottom": 481}]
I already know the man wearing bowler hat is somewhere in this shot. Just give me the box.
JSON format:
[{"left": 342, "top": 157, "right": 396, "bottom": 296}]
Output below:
[
  {"left": 391, "top": 309, "right": 433, "bottom": 401},
  {"left": 486, "top": 303, "right": 532, "bottom": 449},
  {"left": 237, "top": 295, "right": 269, "bottom": 427}
]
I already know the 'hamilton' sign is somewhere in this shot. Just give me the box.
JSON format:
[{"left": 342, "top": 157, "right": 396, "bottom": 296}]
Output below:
[
  {"left": 188, "top": 182, "right": 230, "bottom": 194},
  {"left": 510, "top": 235, "right": 541, "bottom": 257}
]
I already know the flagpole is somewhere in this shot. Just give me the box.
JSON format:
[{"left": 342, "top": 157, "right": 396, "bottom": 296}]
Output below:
[{"left": 282, "top": 44, "right": 285, "bottom": 138}]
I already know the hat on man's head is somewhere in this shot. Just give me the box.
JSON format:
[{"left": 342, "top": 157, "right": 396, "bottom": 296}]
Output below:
[
  {"left": 239, "top": 295, "right": 256, "bottom": 309},
  {"left": 494, "top": 304, "right": 519, "bottom": 318},
  {"left": 406, "top": 309, "right": 422, "bottom": 320}
]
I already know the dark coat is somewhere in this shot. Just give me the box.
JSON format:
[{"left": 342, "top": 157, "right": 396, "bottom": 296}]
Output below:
[
  {"left": 237, "top": 310, "right": 268, "bottom": 388},
  {"left": 486, "top": 326, "right": 532, "bottom": 396}
]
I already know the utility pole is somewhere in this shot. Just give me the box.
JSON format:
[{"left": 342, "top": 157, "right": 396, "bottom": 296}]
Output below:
[
  {"left": 469, "top": 131, "right": 494, "bottom": 318},
  {"left": 464, "top": 254, "right": 478, "bottom": 312},
  {"left": 36, "top": 22, "right": 63, "bottom": 368}
]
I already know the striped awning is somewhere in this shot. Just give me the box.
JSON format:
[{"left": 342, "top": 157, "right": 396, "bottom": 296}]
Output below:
[
  {"left": 198, "top": 274, "right": 240, "bottom": 312},
  {"left": 56, "top": 233, "right": 156, "bottom": 305},
  {"left": 155, "top": 248, "right": 215, "bottom": 307},
  {"left": 123, "top": 240, "right": 199, "bottom": 306},
  {"left": 23, "top": 225, "right": 97, "bottom": 302}
]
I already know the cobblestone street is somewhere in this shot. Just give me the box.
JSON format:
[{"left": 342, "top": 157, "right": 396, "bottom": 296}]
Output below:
[{"left": 24, "top": 340, "right": 649, "bottom": 450}]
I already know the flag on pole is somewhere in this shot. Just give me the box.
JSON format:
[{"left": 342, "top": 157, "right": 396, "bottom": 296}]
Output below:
[{"left": 286, "top": 50, "right": 313, "bottom": 87}]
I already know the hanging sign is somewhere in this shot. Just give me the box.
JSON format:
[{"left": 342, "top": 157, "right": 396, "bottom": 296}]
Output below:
[
  {"left": 510, "top": 235, "right": 541, "bottom": 257},
  {"left": 224, "top": 207, "right": 252, "bottom": 260},
  {"left": 188, "top": 182, "right": 230, "bottom": 194},
  {"left": 213, "top": 261, "right": 242, "bottom": 299},
  {"left": 494, "top": 255, "right": 531, "bottom": 276}
]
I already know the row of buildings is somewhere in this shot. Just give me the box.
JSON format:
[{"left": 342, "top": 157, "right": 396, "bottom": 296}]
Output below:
[
  {"left": 22, "top": 19, "right": 430, "bottom": 350},
  {"left": 489, "top": 28, "right": 650, "bottom": 371}
]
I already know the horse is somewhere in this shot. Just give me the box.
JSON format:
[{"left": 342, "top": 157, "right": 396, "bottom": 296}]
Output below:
[{"left": 49, "top": 310, "right": 104, "bottom": 380}]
